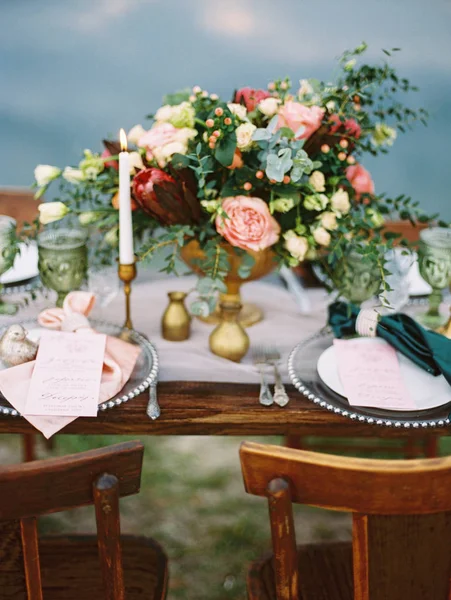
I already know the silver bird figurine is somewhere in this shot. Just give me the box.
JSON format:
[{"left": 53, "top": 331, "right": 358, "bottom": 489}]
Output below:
[{"left": 0, "top": 325, "right": 38, "bottom": 367}]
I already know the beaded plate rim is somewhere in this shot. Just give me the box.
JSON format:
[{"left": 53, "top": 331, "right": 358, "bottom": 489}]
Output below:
[
  {"left": 0, "top": 319, "right": 159, "bottom": 418},
  {"left": 288, "top": 325, "right": 450, "bottom": 430}
]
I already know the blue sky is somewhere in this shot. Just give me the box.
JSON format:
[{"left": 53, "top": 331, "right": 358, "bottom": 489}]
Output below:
[{"left": 1, "top": 0, "right": 450, "bottom": 217}]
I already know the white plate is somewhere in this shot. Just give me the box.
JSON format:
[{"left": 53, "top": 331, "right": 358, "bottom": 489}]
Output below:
[
  {"left": 317, "top": 337, "right": 451, "bottom": 411},
  {"left": 0, "top": 243, "right": 39, "bottom": 285}
]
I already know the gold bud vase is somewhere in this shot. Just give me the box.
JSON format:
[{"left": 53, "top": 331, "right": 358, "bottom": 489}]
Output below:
[
  {"left": 209, "top": 301, "right": 250, "bottom": 362},
  {"left": 162, "top": 292, "right": 191, "bottom": 341}
]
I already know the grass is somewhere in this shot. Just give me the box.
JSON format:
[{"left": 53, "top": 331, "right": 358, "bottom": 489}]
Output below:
[{"left": 1, "top": 433, "right": 450, "bottom": 599}]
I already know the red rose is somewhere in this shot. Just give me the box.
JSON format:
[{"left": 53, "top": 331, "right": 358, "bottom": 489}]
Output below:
[
  {"left": 329, "top": 114, "right": 362, "bottom": 139},
  {"left": 234, "top": 87, "right": 271, "bottom": 112}
]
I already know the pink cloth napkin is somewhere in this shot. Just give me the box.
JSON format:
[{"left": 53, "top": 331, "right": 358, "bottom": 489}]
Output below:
[{"left": 0, "top": 292, "right": 141, "bottom": 438}]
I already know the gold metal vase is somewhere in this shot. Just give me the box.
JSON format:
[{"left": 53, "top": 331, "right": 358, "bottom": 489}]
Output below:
[
  {"left": 209, "top": 301, "right": 250, "bottom": 362},
  {"left": 180, "top": 239, "right": 277, "bottom": 327},
  {"left": 161, "top": 291, "right": 191, "bottom": 341}
]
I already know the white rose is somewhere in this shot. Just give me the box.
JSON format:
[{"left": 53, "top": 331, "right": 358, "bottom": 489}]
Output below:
[
  {"left": 127, "top": 124, "right": 147, "bottom": 145},
  {"left": 154, "top": 104, "right": 174, "bottom": 122},
  {"left": 62, "top": 167, "right": 85, "bottom": 184},
  {"left": 236, "top": 123, "right": 256, "bottom": 150},
  {"left": 330, "top": 189, "right": 350, "bottom": 214},
  {"left": 313, "top": 227, "right": 331, "bottom": 247},
  {"left": 128, "top": 151, "right": 144, "bottom": 173},
  {"left": 78, "top": 211, "right": 101, "bottom": 226},
  {"left": 284, "top": 231, "right": 309, "bottom": 262},
  {"left": 153, "top": 141, "right": 187, "bottom": 166},
  {"left": 173, "top": 127, "right": 197, "bottom": 144},
  {"left": 34, "top": 165, "right": 61, "bottom": 187},
  {"left": 326, "top": 100, "right": 336, "bottom": 112},
  {"left": 258, "top": 97, "right": 281, "bottom": 117},
  {"left": 320, "top": 211, "right": 338, "bottom": 231},
  {"left": 104, "top": 227, "right": 119, "bottom": 247},
  {"left": 304, "top": 194, "right": 329, "bottom": 212},
  {"left": 309, "top": 171, "right": 326, "bottom": 192},
  {"left": 298, "top": 79, "right": 314, "bottom": 98},
  {"left": 227, "top": 103, "right": 247, "bottom": 120},
  {"left": 38, "top": 201, "right": 69, "bottom": 225}
]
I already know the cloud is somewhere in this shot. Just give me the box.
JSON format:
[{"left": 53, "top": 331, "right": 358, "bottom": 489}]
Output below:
[
  {"left": 200, "top": 0, "right": 256, "bottom": 37},
  {"left": 68, "top": 0, "right": 156, "bottom": 33}
]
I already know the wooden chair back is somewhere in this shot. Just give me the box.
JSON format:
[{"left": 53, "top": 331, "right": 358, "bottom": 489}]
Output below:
[
  {"left": 0, "top": 188, "right": 39, "bottom": 227},
  {"left": 240, "top": 441, "right": 451, "bottom": 600},
  {"left": 0, "top": 440, "right": 144, "bottom": 600}
]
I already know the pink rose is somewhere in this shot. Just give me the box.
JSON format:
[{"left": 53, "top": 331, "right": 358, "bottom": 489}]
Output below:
[
  {"left": 101, "top": 149, "right": 118, "bottom": 170},
  {"left": 234, "top": 87, "right": 271, "bottom": 112},
  {"left": 216, "top": 196, "right": 280, "bottom": 252},
  {"left": 138, "top": 123, "right": 178, "bottom": 156},
  {"left": 346, "top": 164, "right": 375, "bottom": 198},
  {"left": 329, "top": 114, "right": 362, "bottom": 139},
  {"left": 277, "top": 101, "right": 325, "bottom": 140}
]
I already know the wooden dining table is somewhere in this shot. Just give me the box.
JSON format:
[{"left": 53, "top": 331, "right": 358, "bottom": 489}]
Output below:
[{"left": 0, "top": 381, "right": 442, "bottom": 441}]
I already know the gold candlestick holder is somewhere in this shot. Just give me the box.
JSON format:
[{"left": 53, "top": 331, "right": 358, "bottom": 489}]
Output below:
[
  {"left": 118, "top": 259, "right": 137, "bottom": 332},
  {"left": 436, "top": 306, "right": 451, "bottom": 339}
]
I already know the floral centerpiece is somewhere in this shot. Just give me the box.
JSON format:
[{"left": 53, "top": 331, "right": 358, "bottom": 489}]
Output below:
[{"left": 35, "top": 44, "right": 441, "bottom": 314}]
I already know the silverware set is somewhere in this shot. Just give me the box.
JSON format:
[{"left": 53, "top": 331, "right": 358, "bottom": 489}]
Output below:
[{"left": 252, "top": 346, "right": 290, "bottom": 407}]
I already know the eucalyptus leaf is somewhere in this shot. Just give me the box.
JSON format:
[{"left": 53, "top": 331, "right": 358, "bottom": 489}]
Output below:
[{"left": 190, "top": 299, "right": 210, "bottom": 317}]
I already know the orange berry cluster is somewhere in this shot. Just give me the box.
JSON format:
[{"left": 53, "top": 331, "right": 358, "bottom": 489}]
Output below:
[
  {"left": 321, "top": 139, "right": 355, "bottom": 164},
  {"left": 205, "top": 107, "right": 234, "bottom": 149}
]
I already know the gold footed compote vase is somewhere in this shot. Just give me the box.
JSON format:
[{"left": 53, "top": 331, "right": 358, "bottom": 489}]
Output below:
[{"left": 180, "top": 239, "right": 277, "bottom": 327}]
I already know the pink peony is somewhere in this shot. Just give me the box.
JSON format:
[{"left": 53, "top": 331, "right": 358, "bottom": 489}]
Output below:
[
  {"left": 234, "top": 87, "right": 271, "bottom": 112},
  {"left": 216, "top": 196, "right": 280, "bottom": 252},
  {"left": 277, "top": 101, "right": 325, "bottom": 140},
  {"left": 329, "top": 114, "right": 362, "bottom": 139},
  {"left": 138, "top": 123, "right": 178, "bottom": 155},
  {"left": 101, "top": 149, "right": 118, "bottom": 170},
  {"left": 346, "top": 164, "right": 375, "bottom": 198}
]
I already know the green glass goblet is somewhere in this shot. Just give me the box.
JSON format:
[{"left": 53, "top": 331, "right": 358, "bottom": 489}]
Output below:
[
  {"left": 0, "top": 216, "right": 19, "bottom": 315},
  {"left": 418, "top": 227, "right": 451, "bottom": 327},
  {"left": 38, "top": 229, "right": 88, "bottom": 307},
  {"left": 332, "top": 250, "right": 382, "bottom": 306}
]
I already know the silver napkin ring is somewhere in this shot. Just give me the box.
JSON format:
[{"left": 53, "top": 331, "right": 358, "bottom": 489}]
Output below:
[{"left": 355, "top": 308, "right": 379, "bottom": 337}]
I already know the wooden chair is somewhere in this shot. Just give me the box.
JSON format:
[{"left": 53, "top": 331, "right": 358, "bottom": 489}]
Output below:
[
  {"left": 240, "top": 441, "right": 451, "bottom": 600},
  {"left": 0, "top": 440, "right": 168, "bottom": 599},
  {"left": 0, "top": 188, "right": 39, "bottom": 228}
]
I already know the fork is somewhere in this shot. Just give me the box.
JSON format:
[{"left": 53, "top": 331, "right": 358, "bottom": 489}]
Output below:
[
  {"left": 146, "top": 382, "right": 160, "bottom": 420},
  {"left": 263, "top": 346, "right": 290, "bottom": 407},
  {"left": 252, "top": 346, "right": 274, "bottom": 406}
]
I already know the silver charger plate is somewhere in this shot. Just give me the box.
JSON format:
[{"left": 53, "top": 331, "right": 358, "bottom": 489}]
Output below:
[
  {"left": 288, "top": 327, "right": 451, "bottom": 429},
  {"left": 2, "top": 276, "right": 42, "bottom": 296},
  {"left": 0, "top": 319, "right": 159, "bottom": 418}
]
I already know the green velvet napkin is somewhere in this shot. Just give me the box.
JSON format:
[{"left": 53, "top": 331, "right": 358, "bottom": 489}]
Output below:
[{"left": 328, "top": 301, "right": 451, "bottom": 386}]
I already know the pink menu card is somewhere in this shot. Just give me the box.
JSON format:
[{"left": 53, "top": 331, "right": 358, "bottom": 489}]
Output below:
[
  {"left": 333, "top": 338, "right": 415, "bottom": 410},
  {"left": 24, "top": 331, "right": 106, "bottom": 418}
]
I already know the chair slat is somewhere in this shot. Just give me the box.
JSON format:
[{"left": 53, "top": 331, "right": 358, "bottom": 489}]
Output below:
[
  {"left": 94, "top": 474, "right": 125, "bottom": 600},
  {"left": 240, "top": 442, "right": 451, "bottom": 514},
  {"left": 267, "top": 478, "right": 299, "bottom": 600},
  {"left": 0, "top": 520, "right": 27, "bottom": 596},
  {"left": 20, "top": 517, "right": 43, "bottom": 600},
  {"left": 0, "top": 441, "right": 144, "bottom": 520},
  {"left": 353, "top": 513, "right": 451, "bottom": 600}
]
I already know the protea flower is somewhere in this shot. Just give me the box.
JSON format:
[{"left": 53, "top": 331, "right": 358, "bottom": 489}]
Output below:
[{"left": 132, "top": 168, "right": 201, "bottom": 225}]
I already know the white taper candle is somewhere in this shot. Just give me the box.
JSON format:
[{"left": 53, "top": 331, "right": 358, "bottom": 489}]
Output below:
[{"left": 118, "top": 128, "right": 134, "bottom": 264}]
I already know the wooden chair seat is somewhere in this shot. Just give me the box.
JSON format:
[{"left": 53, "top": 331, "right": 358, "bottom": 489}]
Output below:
[
  {"left": 38, "top": 534, "right": 168, "bottom": 599},
  {"left": 248, "top": 541, "right": 353, "bottom": 600}
]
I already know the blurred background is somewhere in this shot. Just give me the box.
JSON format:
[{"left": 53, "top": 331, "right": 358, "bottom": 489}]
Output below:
[{"left": 1, "top": 0, "right": 450, "bottom": 217}]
